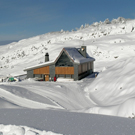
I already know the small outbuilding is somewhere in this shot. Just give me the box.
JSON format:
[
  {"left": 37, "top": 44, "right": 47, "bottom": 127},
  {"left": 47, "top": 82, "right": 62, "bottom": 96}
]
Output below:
[{"left": 24, "top": 46, "right": 95, "bottom": 81}]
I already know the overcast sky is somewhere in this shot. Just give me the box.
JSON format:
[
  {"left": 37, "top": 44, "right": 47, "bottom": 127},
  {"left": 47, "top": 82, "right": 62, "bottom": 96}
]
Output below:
[{"left": 0, "top": 0, "right": 135, "bottom": 44}]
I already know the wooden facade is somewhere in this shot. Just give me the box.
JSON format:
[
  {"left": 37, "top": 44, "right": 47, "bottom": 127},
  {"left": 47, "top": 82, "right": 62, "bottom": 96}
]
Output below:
[
  {"left": 55, "top": 67, "right": 74, "bottom": 75},
  {"left": 25, "top": 47, "right": 95, "bottom": 81},
  {"left": 34, "top": 66, "right": 49, "bottom": 74}
]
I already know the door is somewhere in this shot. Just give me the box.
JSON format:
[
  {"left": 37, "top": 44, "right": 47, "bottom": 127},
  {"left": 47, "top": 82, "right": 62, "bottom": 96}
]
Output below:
[{"left": 45, "top": 75, "right": 49, "bottom": 81}]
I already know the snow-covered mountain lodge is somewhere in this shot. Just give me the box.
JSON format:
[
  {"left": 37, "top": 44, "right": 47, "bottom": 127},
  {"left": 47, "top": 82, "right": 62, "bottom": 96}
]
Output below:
[{"left": 24, "top": 46, "right": 95, "bottom": 81}]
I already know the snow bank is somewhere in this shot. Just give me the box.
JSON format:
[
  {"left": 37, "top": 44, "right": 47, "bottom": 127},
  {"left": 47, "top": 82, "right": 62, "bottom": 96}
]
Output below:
[
  {"left": 57, "top": 77, "right": 74, "bottom": 82},
  {"left": 0, "top": 81, "right": 92, "bottom": 110},
  {"left": 0, "top": 125, "right": 62, "bottom": 135},
  {"left": 84, "top": 57, "right": 135, "bottom": 117}
]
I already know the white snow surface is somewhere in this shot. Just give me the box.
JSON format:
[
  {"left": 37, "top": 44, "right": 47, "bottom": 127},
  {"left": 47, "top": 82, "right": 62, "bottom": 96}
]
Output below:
[
  {"left": 1, "top": 17, "right": 135, "bottom": 134},
  {"left": 0, "top": 124, "right": 62, "bottom": 135},
  {"left": 64, "top": 47, "right": 95, "bottom": 63},
  {"left": 84, "top": 57, "right": 135, "bottom": 117},
  {"left": 0, "top": 109, "right": 135, "bottom": 135},
  {"left": 24, "top": 60, "right": 54, "bottom": 71}
]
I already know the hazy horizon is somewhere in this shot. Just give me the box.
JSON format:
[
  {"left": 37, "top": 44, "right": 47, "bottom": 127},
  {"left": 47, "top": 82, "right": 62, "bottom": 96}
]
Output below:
[{"left": 0, "top": 40, "right": 18, "bottom": 46}]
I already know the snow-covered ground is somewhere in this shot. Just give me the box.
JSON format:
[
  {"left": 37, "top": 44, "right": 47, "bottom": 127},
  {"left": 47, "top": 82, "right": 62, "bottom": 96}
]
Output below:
[
  {"left": 1, "top": 109, "right": 135, "bottom": 135},
  {"left": 0, "top": 124, "right": 62, "bottom": 135},
  {"left": 1, "top": 17, "right": 135, "bottom": 134}
]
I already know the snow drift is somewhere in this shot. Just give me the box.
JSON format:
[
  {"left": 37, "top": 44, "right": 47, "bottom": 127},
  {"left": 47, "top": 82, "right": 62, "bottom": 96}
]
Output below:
[
  {"left": 0, "top": 124, "right": 62, "bottom": 135},
  {"left": 84, "top": 57, "right": 135, "bottom": 117}
]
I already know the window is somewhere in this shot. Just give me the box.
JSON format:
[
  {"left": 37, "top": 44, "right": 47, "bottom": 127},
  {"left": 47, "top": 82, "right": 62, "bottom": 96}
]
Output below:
[
  {"left": 56, "top": 51, "right": 73, "bottom": 67},
  {"left": 56, "top": 74, "right": 74, "bottom": 78}
]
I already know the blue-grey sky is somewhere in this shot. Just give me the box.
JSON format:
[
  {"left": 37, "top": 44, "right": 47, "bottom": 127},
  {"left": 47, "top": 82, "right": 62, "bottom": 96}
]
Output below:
[{"left": 0, "top": 0, "right": 135, "bottom": 44}]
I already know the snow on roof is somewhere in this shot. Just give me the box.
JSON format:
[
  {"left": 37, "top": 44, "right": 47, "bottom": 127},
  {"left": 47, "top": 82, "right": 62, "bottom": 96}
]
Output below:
[
  {"left": 24, "top": 47, "right": 95, "bottom": 71},
  {"left": 64, "top": 47, "right": 95, "bottom": 64},
  {"left": 24, "top": 60, "right": 54, "bottom": 71}
]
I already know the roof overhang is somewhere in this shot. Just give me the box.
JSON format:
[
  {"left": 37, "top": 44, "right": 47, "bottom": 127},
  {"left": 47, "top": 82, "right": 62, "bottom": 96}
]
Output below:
[{"left": 24, "top": 61, "right": 54, "bottom": 71}]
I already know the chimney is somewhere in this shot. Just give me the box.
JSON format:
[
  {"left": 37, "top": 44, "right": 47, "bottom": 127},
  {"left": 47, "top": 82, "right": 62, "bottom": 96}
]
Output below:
[
  {"left": 45, "top": 53, "right": 49, "bottom": 62},
  {"left": 78, "top": 46, "right": 87, "bottom": 58}
]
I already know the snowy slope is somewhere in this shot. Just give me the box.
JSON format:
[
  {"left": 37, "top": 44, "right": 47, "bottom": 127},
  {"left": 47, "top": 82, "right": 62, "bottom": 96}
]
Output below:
[
  {"left": 84, "top": 57, "right": 135, "bottom": 117},
  {"left": 0, "top": 17, "right": 135, "bottom": 76},
  {"left": 1, "top": 17, "right": 135, "bottom": 119},
  {"left": 0, "top": 80, "right": 94, "bottom": 110}
]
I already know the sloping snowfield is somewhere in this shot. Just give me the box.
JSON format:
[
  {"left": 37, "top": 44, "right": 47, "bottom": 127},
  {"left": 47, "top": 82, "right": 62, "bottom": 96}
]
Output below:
[{"left": 1, "top": 17, "right": 135, "bottom": 134}]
